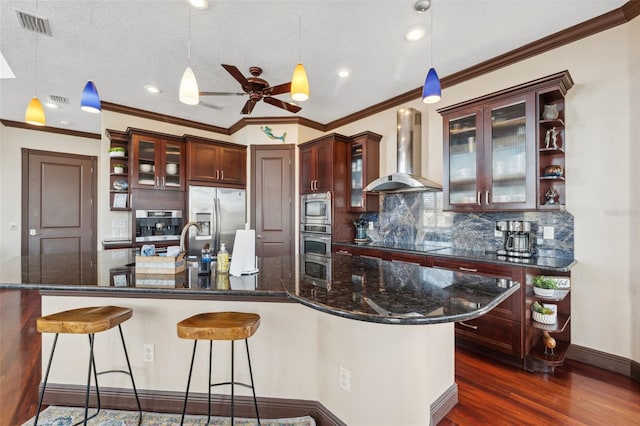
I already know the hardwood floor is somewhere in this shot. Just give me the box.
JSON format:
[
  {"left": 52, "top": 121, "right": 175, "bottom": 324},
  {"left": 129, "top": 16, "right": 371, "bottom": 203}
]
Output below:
[{"left": 2, "top": 288, "right": 639, "bottom": 426}]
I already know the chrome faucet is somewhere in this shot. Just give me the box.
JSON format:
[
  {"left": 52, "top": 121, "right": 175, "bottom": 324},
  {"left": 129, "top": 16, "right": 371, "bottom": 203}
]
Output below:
[{"left": 180, "top": 221, "right": 201, "bottom": 255}]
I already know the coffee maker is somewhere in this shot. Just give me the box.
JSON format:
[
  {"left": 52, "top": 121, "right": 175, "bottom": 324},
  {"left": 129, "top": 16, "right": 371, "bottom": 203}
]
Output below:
[{"left": 496, "top": 220, "right": 536, "bottom": 258}]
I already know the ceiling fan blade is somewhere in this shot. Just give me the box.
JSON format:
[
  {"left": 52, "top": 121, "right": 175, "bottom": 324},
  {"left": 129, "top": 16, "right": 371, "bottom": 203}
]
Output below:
[
  {"left": 267, "top": 82, "right": 291, "bottom": 96},
  {"left": 263, "top": 96, "right": 301, "bottom": 113},
  {"left": 241, "top": 98, "right": 258, "bottom": 115},
  {"left": 200, "top": 91, "right": 247, "bottom": 96},
  {"left": 221, "top": 64, "right": 251, "bottom": 91}
]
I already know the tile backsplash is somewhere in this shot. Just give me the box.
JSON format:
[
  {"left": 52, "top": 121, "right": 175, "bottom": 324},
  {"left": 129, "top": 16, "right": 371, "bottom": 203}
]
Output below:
[{"left": 364, "top": 192, "right": 573, "bottom": 259}]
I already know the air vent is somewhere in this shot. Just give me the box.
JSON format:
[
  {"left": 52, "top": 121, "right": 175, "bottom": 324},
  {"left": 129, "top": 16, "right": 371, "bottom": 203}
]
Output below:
[
  {"left": 15, "top": 9, "right": 52, "bottom": 36},
  {"left": 48, "top": 95, "right": 69, "bottom": 105}
]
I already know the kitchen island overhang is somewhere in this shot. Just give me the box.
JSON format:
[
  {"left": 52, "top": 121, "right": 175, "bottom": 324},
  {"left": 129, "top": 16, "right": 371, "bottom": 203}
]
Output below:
[{"left": 1, "top": 251, "right": 519, "bottom": 426}]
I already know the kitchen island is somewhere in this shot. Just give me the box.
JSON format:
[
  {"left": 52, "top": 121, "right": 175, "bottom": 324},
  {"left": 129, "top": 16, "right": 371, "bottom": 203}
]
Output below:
[{"left": 1, "top": 250, "right": 519, "bottom": 426}]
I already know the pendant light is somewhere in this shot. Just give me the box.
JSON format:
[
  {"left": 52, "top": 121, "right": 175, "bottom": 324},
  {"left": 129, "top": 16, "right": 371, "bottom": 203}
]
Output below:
[
  {"left": 25, "top": 0, "right": 45, "bottom": 126},
  {"left": 419, "top": 0, "right": 441, "bottom": 104},
  {"left": 179, "top": 7, "right": 199, "bottom": 105},
  {"left": 80, "top": 1, "right": 101, "bottom": 113},
  {"left": 290, "top": 15, "right": 309, "bottom": 102}
]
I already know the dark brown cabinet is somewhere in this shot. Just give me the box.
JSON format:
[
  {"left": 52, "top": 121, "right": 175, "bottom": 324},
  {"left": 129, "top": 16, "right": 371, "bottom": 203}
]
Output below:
[
  {"left": 185, "top": 137, "right": 246, "bottom": 187},
  {"left": 299, "top": 134, "right": 350, "bottom": 194},
  {"left": 429, "top": 256, "right": 525, "bottom": 362},
  {"left": 348, "top": 132, "right": 381, "bottom": 212},
  {"left": 130, "top": 130, "right": 185, "bottom": 191},
  {"left": 106, "top": 129, "right": 130, "bottom": 211},
  {"left": 438, "top": 71, "right": 573, "bottom": 212}
]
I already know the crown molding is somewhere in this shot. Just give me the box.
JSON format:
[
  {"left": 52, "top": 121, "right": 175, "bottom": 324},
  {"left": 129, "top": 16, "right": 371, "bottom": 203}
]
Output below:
[{"left": 0, "top": 119, "right": 101, "bottom": 139}]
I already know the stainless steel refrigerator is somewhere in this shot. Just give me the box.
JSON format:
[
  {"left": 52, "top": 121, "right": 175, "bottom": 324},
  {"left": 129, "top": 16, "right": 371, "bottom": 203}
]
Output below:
[{"left": 187, "top": 185, "right": 246, "bottom": 257}]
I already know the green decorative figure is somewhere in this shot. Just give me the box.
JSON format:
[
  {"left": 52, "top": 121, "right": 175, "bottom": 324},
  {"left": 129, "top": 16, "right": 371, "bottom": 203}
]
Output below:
[{"left": 260, "top": 126, "right": 286, "bottom": 143}]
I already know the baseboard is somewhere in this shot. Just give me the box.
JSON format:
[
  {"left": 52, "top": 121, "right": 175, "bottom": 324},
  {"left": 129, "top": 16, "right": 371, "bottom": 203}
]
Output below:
[
  {"left": 430, "top": 383, "right": 458, "bottom": 426},
  {"left": 42, "top": 384, "right": 347, "bottom": 426},
  {"left": 567, "top": 344, "right": 639, "bottom": 382}
]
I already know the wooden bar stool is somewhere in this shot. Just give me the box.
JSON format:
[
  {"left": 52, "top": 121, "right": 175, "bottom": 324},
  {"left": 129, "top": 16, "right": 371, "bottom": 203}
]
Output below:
[
  {"left": 34, "top": 306, "right": 142, "bottom": 426},
  {"left": 177, "top": 311, "right": 261, "bottom": 426}
]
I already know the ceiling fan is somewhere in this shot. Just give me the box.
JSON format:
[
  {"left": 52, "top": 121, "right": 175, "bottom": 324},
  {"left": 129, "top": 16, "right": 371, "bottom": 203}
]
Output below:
[{"left": 200, "top": 64, "right": 302, "bottom": 115}]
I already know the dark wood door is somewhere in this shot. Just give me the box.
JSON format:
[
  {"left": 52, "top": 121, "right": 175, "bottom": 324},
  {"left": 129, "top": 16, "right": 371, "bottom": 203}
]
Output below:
[
  {"left": 22, "top": 150, "right": 97, "bottom": 255},
  {"left": 219, "top": 146, "right": 246, "bottom": 185},
  {"left": 251, "top": 144, "right": 294, "bottom": 257}
]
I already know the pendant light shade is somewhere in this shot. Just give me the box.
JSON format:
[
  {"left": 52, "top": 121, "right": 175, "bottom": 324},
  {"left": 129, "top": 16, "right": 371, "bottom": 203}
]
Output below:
[
  {"left": 25, "top": 96, "right": 46, "bottom": 126},
  {"left": 179, "top": 66, "right": 199, "bottom": 105},
  {"left": 291, "top": 63, "right": 309, "bottom": 102},
  {"left": 421, "top": 67, "right": 441, "bottom": 104},
  {"left": 80, "top": 80, "right": 101, "bottom": 113}
]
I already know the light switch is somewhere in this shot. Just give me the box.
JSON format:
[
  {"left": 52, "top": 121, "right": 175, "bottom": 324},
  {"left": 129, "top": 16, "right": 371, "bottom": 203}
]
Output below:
[{"left": 543, "top": 226, "right": 555, "bottom": 240}]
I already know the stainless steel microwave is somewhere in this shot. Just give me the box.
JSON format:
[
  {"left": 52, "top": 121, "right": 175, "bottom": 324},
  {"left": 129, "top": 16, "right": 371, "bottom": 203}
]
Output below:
[{"left": 301, "top": 192, "right": 331, "bottom": 225}]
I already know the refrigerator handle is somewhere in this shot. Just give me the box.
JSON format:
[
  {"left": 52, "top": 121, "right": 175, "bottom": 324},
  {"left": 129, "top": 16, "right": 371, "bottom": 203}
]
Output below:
[{"left": 214, "top": 197, "right": 221, "bottom": 252}]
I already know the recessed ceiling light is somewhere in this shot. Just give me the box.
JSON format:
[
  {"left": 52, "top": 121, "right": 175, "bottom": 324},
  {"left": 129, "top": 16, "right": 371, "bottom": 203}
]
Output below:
[
  {"left": 414, "top": 0, "right": 431, "bottom": 13},
  {"left": 60, "top": 120, "right": 71, "bottom": 125},
  {"left": 189, "top": 0, "right": 209, "bottom": 10},
  {"left": 144, "top": 85, "right": 162, "bottom": 94},
  {"left": 337, "top": 68, "right": 352, "bottom": 78},
  {"left": 405, "top": 26, "right": 426, "bottom": 42}
]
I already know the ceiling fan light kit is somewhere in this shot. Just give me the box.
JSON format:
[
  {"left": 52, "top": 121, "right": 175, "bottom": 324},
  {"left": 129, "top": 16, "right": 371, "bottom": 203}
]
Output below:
[
  {"left": 180, "top": 66, "right": 200, "bottom": 105},
  {"left": 291, "top": 63, "right": 309, "bottom": 102},
  {"left": 80, "top": 79, "right": 101, "bottom": 113},
  {"left": 25, "top": 96, "right": 46, "bottom": 126}
]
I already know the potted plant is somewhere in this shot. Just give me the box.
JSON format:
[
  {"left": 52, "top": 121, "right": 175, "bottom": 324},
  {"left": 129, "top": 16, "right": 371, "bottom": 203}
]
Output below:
[
  {"left": 109, "top": 147, "right": 126, "bottom": 158},
  {"left": 533, "top": 275, "right": 557, "bottom": 297},
  {"left": 113, "top": 164, "right": 125, "bottom": 174}
]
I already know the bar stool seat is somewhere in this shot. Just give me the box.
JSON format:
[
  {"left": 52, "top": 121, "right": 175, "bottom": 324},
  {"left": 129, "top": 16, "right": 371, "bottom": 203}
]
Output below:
[
  {"left": 177, "top": 312, "right": 261, "bottom": 425},
  {"left": 34, "top": 306, "right": 142, "bottom": 426}
]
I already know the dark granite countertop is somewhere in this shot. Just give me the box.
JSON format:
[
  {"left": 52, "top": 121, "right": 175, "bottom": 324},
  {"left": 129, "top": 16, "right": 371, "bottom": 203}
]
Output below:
[
  {"left": 0, "top": 250, "right": 519, "bottom": 325},
  {"left": 334, "top": 241, "right": 576, "bottom": 271}
]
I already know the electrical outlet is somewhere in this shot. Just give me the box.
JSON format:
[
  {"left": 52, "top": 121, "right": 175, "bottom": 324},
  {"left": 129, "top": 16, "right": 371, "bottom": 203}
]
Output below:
[
  {"left": 543, "top": 226, "right": 555, "bottom": 240},
  {"left": 143, "top": 344, "right": 154, "bottom": 362},
  {"left": 339, "top": 367, "right": 350, "bottom": 391},
  {"left": 368, "top": 221, "right": 374, "bottom": 230}
]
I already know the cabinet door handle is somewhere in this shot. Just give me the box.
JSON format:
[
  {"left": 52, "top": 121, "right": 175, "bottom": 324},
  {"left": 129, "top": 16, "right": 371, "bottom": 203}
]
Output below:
[
  {"left": 477, "top": 191, "right": 481, "bottom": 206},
  {"left": 161, "top": 176, "right": 165, "bottom": 189},
  {"left": 220, "top": 170, "right": 224, "bottom": 181},
  {"left": 216, "top": 170, "right": 220, "bottom": 180},
  {"left": 485, "top": 191, "right": 490, "bottom": 205},
  {"left": 155, "top": 177, "right": 160, "bottom": 188},
  {"left": 337, "top": 250, "right": 352, "bottom": 256},
  {"left": 459, "top": 321, "right": 478, "bottom": 330},
  {"left": 458, "top": 266, "right": 478, "bottom": 272}
]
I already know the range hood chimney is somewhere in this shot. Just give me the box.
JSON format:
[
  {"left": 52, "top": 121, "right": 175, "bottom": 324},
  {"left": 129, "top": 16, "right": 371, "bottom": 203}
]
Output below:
[{"left": 364, "top": 108, "right": 442, "bottom": 193}]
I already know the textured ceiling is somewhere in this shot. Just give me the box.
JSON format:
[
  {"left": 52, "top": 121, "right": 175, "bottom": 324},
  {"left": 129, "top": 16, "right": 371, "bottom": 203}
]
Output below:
[{"left": 0, "top": 0, "right": 629, "bottom": 134}]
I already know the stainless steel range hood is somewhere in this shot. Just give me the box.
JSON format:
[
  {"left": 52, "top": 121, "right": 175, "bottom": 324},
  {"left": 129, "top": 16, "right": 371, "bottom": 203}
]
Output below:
[{"left": 364, "top": 108, "right": 442, "bottom": 193}]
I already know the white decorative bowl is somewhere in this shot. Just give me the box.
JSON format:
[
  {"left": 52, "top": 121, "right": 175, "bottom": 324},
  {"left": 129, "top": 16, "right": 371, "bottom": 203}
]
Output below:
[
  {"left": 139, "top": 164, "right": 152, "bottom": 173},
  {"left": 109, "top": 151, "right": 125, "bottom": 158},
  {"left": 532, "top": 304, "right": 557, "bottom": 324},
  {"left": 113, "top": 166, "right": 124, "bottom": 174},
  {"left": 533, "top": 286, "right": 555, "bottom": 297},
  {"left": 166, "top": 163, "right": 178, "bottom": 175}
]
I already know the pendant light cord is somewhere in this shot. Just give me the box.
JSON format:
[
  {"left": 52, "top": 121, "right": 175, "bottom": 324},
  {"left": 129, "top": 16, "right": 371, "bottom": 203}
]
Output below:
[
  {"left": 35, "top": 0, "right": 39, "bottom": 96},
  {"left": 187, "top": 8, "right": 192, "bottom": 64}
]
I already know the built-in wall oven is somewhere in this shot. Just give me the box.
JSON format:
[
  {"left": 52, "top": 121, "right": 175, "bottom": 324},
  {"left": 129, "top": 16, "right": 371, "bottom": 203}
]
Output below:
[
  {"left": 300, "top": 232, "right": 332, "bottom": 258},
  {"left": 301, "top": 192, "right": 331, "bottom": 225}
]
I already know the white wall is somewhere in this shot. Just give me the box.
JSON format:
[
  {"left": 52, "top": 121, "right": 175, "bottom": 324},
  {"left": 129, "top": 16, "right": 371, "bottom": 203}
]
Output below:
[{"left": 333, "top": 21, "right": 638, "bottom": 361}]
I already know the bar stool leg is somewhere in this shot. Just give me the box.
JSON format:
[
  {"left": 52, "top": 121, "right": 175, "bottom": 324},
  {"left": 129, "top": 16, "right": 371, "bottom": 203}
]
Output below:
[
  {"left": 33, "top": 333, "right": 59, "bottom": 426},
  {"left": 245, "top": 338, "right": 261, "bottom": 425},
  {"left": 181, "top": 340, "right": 198, "bottom": 426},
  {"left": 207, "top": 340, "right": 213, "bottom": 423},
  {"left": 117, "top": 324, "right": 142, "bottom": 424},
  {"left": 231, "top": 340, "right": 235, "bottom": 425},
  {"left": 82, "top": 333, "right": 100, "bottom": 425}
]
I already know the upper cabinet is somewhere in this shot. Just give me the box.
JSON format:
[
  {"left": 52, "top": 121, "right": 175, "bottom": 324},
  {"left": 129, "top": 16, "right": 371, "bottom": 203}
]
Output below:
[
  {"left": 348, "top": 131, "right": 381, "bottom": 212},
  {"left": 130, "top": 130, "right": 185, "bottom": 191},
  {"left": 299, "top": 134, "right": 350, "bottom": 194},
  {"left": 438, "top": 71, "right": 573, "bottom": 212},
  {"left": 185, "top": 137, "right": 247, "bottom": 187}
]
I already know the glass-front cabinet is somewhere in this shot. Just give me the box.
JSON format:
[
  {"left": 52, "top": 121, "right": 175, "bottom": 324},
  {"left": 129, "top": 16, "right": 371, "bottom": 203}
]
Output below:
[
  {"left": 441, "top": 93, "right": 536, "bottom": 211},
  {"left": 131, "top": 132, "right": 184, "bottom": 191},
  {"left": 347, "top": 131, "right": 381, "bottom": 212}
]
